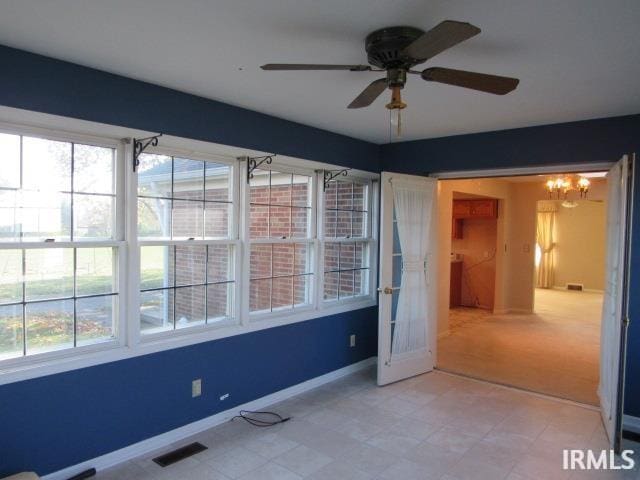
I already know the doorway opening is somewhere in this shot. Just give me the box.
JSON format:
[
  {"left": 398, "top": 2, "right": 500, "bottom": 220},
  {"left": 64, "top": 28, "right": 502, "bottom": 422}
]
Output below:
[{"left": 436, "top": 171, "right": 609, "bottom": 405}]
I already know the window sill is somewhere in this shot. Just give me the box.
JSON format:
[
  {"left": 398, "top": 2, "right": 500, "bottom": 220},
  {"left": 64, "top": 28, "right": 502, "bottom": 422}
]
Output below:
[{"left": 0, "top": 298, "right": 377, "bottom": 386}]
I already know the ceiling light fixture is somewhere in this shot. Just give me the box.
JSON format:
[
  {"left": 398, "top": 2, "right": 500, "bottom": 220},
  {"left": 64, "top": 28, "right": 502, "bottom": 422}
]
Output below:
[{"left": 545, "top": 175, "right": 590, "bottom": 200}]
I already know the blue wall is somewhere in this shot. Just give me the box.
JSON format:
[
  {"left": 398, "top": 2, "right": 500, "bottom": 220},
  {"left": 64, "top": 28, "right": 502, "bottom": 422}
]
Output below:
[
  {"left": 382, "top": 114, "right": 640, "bottom": 419},
  {"left": 0, "top": 45, "right": 379, "bottom": 172},
  {"left": 0, "top": 307, "right": 377, "bottom": 476}
]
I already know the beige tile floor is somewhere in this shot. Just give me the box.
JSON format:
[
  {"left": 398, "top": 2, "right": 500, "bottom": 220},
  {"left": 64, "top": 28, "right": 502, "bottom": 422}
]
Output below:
[
  {"left": 438, "top": 289, "right": 603, "bottom": 405},
  {"left": 95, "top": 367, "right": 640, "bottom": 480}
]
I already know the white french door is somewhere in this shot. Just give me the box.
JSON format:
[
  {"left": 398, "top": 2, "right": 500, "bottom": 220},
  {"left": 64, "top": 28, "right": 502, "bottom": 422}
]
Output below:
[
  {"left": 600, "top": 154, "right": 634, "bottom": 450},
  {"left": 377, "top": 172, "right": 437, "bottom": 386}
]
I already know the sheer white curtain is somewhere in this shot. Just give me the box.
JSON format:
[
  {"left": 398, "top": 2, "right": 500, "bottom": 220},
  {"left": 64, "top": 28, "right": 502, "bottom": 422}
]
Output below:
[
  {"left": 599, "top": 159, "right": 625, "bottom": 429},
  {"left": 391, "top": 179, "right": 434, "bottom": 359},
  {"left": 536, "top": 208, "right": 556, "bottom": 288}
]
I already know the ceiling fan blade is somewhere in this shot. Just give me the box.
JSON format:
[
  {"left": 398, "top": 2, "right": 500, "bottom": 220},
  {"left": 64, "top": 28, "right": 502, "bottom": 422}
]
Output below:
[
  {"left": 403, "top": 20, "right": 481, "bottom": 61},
  {"left": 421, "top": 67, "right": 519, "bottom": 95},
  {"left": 261, "top": 64, "right": 371, "bottom": 71},
  {"left": 347, "top": 78, "right": 388, "bottom": 109}
]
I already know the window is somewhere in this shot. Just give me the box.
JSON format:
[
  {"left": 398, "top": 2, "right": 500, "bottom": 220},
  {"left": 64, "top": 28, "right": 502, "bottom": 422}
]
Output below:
[
  {"left": 137, "top": 153, "right": 236, "bottom": 335},
  {"left": 322, "top": 178, "right": 373, "bottom": 301},
  {"left": 248, "top": 168, "right": 314, "bottom": 315},
  {"left": 0, "top": 131, "right": 121, "bottom": 361}
]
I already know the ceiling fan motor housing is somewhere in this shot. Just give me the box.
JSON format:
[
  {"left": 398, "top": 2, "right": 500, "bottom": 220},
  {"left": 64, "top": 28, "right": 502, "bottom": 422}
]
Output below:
[{"left": 365, "top": 26, "right": 426, "bottom": 71}]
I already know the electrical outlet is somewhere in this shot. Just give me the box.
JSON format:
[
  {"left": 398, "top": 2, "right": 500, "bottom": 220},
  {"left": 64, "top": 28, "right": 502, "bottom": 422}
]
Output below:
[
  {"left": 192, "top": 379, "right": 202, "bottom": 398},
  {"left": 350, "top": 334, "right": 356, "bottom": 347}
]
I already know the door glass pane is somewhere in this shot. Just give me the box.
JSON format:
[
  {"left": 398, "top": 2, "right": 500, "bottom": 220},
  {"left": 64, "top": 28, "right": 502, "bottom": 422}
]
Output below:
[
  {"left": 25, "top": 299, "right": 74, "bottom": 355},
  {"left": 25, "top": 249, "right": 73, "bottom": 301},
  {"left": 76, "top": 295, "right": 115, "bottom": 346}
]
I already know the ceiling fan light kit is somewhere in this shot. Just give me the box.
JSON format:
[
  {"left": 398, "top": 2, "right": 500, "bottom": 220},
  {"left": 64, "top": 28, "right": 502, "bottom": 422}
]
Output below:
[{"left": 261, "top": 20, "right": 520, "bottom": 139}]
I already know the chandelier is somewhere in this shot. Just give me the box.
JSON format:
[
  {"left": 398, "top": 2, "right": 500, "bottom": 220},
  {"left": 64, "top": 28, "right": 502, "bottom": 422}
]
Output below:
[{"left": 545, "top": 175, "right": 590, "bottom": 199}]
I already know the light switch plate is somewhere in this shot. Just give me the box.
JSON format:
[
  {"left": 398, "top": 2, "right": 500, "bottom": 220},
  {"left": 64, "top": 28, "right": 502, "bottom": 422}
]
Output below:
[
  {"left": 350, "top": 334, "right": 356, "bottom": 347},
  {"left": 192, "top": 379, "right": 202, "bottom": 398}
]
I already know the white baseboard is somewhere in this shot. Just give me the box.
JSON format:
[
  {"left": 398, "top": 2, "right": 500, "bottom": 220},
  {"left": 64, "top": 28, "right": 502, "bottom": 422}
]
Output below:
[
  {"left": 42, "top": 357, "right": 377, "bottom": 480},
  {"left": 624, "top": 414, "right": 640, "bottom": 434}
]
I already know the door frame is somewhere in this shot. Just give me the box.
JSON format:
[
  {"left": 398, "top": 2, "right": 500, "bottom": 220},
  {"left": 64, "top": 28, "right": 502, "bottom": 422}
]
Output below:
[{"left": 422, "top": 159, "right": 633, "bottom": 446}]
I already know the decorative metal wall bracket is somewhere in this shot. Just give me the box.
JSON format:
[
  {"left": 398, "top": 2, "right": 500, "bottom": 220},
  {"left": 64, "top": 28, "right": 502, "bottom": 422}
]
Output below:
[
  {"left": 132, "top": 134, "right": 163, "bottom": 172},
  {"left": 323, "top": 168, "right": 351, "bottom": 191},
  {"left": 246, "top": 154, "right": 275, "bottom": 183}
]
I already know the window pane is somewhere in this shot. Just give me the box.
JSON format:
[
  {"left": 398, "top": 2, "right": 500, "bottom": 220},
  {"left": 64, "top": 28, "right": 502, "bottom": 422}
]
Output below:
[
  {"left": 138, "top": 197, "right": 171, "bottom": 239},
  {"left": 272, "top": 276, "right": 293, "bottom": 310},
  {"left": 74, "top": 144, "right": 114, "bottom": 194},
  {"left": 175, "top": 286, "right": 206, "bottom": 329},
  {"left": 25, "top": 299, "right": 74, "bottom": 355},
  {"left": 339, "top": 271, "right": 355, "bottom": 298},
  {"left": 249, "top": 169, "right": 270, "bottom": 204},
  {"left": 205, "top": 162, "right": 230, "bottom": 202},
  {"left": 340, "top": 243, "right": 356, "bottom": 271},
  {"left": 0, "top": 133, "right": 20, "bottom": 189},
  {"left": 354, "top": 269, "right": 368, "bottom": 296},
  {"left": 292, "top": 175, "right": 311, "bottom": 207},
  {"left": 140, "top": 246, "right": 173, "bottom": 290},
  {"left": 250, "top": 278, "right": 271, "bottom": 313},
  {"left": 0, "top": 190, "right": 20, "bottom": 240},
  {"left": 337, "top": 182, "right": 353, "bottom": 210},
  {"left": 250, "top": 244, "right": 271, "bottom": 279},
  {"left": 76, "top": 295, "right": 115, "bottom": 346},
  {"left": 175, "top": 245, "right": 206, "bottom": 286},
  {"left": 336, "top": 210, "right": 351, "bottom": 238},
  {"left": 293, "top": 275, "right": 312, "bottom": 307},
  {"left": 270, "top": 172, "right": 292, "bottom": 206},
  {"left": 0, "top": 304, "right": 23, "bottom": 360},
  {"left": 273, "top": 244, "right": 293, "bottom": 277},
  {"left": 173, "top": 158, "right": 204, "bottom": 200},
  {"left": 0, "top": 250, "right": 22, "bottom": 305},
  {"left": 25, "top": 249, "right": 73, "bottom": 301},
  {"left": 207, "top": 245, "right": 232, "bottom": 283},
  {"left": 21, "top": 191, "right": 71, "bottom": 241},
  {"left": 140, "top": 289, "right": 173, "bottom": 334},
  {"left": 137, "top": 153, "right": 172, "bottom": 198},
  {"left": 76, "top": 248, "right": 115, "bottom": 296},
  {"left": 250, "top": 204, "right": 269, "bottom": 239},
  {"left": 324, "top": 243, "right": 339, "bottom": 273},
  {"left": 355, "top": 242, "right": 368, "bottom": 269},
  {"left": 324, "top": 209, "right": 337, "bottom": 238},
  {"left": 291, "top": 207, "right": 309, "bottom": 238},
  {"left": 207, "top": 282, "right": 233, "bottom": 323},
  {"left": 22, "top": 137, "right": 71, "bottom": 192},
  {"left": 204, "top": 202, "right": 230, "bottom": 239},
  {"left": 294, "top": 243, "right": 312, "bottom": 275},
  {"left": 172, "top": 200, "right": 203, "bottom": 239},
  {"left": 269, "top": 205, "right": 290, "bottom": 238},
  {"left": 352, "top": 211, "right": 366, "bottom": 238},
  {"left": 324, "top": 272, "right": 338, "bottom": 301},
  {"left": 353, "top": 183, "right": 367, "bottom": 211},
  {"left": 73, "top": 193, "right": 114, "bottom": 240},
  {"left": 325, "top": 182, "right": 337, "bottom": 210}
]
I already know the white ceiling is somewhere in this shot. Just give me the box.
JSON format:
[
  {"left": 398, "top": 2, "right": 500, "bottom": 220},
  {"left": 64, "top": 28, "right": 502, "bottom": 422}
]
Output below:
[{"left": 1, "top": 0, "right": 639, "bottom": 144}]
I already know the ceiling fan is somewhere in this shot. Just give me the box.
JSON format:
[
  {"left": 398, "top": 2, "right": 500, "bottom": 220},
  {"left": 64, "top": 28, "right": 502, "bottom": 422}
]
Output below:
[{"left": 261, "top": 21, "right": 519, "bottom": 137}]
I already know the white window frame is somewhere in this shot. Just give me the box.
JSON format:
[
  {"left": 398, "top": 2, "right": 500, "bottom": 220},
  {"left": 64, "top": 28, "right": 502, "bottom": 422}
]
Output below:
[
  {"left": 0, "top": 122, "right": 127, "bottom": 369},
  {"left": 241, "top": 159, "right": 318, "bottom": 323},
  {"left": 318, "top": 174, "right": 378, "bottom": 308},
  {"left": 131, "top": 145, "right": 242, "bottom": 343},
  {"left": 0, "top": 110, "right": 379, "bottom": 385}
]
